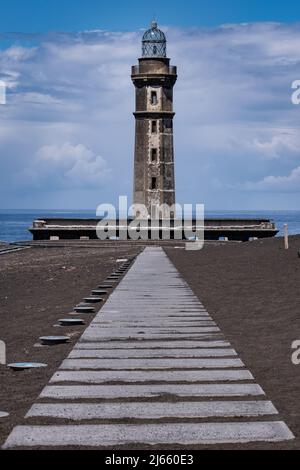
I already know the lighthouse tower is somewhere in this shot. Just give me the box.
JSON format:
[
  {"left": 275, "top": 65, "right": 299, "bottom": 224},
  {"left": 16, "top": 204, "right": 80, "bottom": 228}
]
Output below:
[{"left": 131, "top": 21, "right": 177, "bottom": 218}]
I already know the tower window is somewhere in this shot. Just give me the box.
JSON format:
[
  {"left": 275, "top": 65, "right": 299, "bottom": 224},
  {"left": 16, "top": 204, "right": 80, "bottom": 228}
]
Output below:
[
  {"left": 151, "top": 120, "right": 157, "bottom": 133},
  {"left": 164, "top": 119, "right": 173, "bottom": 131},
  {"left": 151, "top": 91, "right": 158, "bottom": 105},
  {"left": 151, "top": 148, "right": 157, "bottom": 161},
  {"left": 151, "top": 177, "right": 157, "bottom": 190}
]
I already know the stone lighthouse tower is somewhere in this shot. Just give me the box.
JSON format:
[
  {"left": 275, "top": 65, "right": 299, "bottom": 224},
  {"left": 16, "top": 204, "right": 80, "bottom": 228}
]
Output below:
[{"left": 131, "top": 21, "right": 177, "bottom": 218}]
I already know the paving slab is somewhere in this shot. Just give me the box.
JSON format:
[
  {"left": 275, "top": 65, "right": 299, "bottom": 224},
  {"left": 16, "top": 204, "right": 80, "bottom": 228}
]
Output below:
[
  {"left": 104, "top": 309, "right": 205, "bottom": 312},
  {"left": 106, "top": 299, "right": 203, "bottom": 302},
  {"left": 42, "top": 383, "right": 263, "bottom": 399},
  {"left": 92, "top": 321, "right": 216, "bottom": 327},
  {"left": 26, "top": 401, "right": 277, "bottom": 420},
  {"left": 3, "top": 422, "right": 293, "bottom": 448},
  {"left": 60, "top": 358, "right": 244, "bottom": 370},
  {"left": 68, "top": 348, "right": 237, "bottom": 359},
  {"left": 81, "top": 332, "right": 222, "bottom": 341},
  {"left": 103, "top": 301, "right": 205, "bottom": 305},
  {"left": 93, "top": 315, "right": 209, "bottom": 320},
  {"left": 51, "top": 369, "right": 253, "bottom": 383},
  {"left": 87, "top": 327, "right": 219, "bottom": 334},
  {"left": 99, "top": 312, "right": 209, "bottom": 316},
  {"left": 74, "top": 340, "right": 231, "bottom": 349}
]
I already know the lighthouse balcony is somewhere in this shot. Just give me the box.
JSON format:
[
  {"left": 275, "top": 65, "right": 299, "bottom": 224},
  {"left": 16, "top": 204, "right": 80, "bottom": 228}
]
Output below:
[{"left": 131, "top": 64, "right": 177, "bottom": 77}]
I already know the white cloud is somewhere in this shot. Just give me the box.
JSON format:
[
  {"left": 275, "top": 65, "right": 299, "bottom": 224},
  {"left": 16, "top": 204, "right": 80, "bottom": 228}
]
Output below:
[
  {"left": 242, "top": 166, "right": 300, "bottom": 192},
  {"left": 252, "top": 132, "right": 300, "bottom": 160},
  {"left": 3, "top": 45, "right": 37, "bottom": 62},
  {"left": 17, "top": 92, "right": 63, "bottom": 105},
  {"left": 15, "top": 143, "right": 111, "bottom": 189}
]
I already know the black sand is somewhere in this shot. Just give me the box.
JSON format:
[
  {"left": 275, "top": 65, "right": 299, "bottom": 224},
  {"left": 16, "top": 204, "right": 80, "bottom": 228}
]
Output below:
[
  {"left": 0, "top": 245, "right": 140, "bottom": 446},
  {"left": 166, "top": 235, "right": 300, "bottom": 449}
]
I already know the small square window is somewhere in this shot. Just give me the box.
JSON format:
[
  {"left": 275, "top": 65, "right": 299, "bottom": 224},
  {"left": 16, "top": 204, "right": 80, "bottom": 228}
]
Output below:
[
  {"left": 151, "top": 148, "right": 157, "bottom": 162},
  {"left": 151, "top": 177, "right": 157, "bottom": 190},
  {"left": 164, "top": 119, "right": 173, "bottom": 131},
  {"left": 151, "top": 121, "right": 157, "bottom": 133},
  {"left": 151, "top": 91, "right": 158, "bottom": 105}
]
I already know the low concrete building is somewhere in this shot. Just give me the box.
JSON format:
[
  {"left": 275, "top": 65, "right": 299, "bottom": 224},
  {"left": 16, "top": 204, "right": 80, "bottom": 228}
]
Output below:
[{"left": 29, "top": 217, "right": 278, "bottom": 241}]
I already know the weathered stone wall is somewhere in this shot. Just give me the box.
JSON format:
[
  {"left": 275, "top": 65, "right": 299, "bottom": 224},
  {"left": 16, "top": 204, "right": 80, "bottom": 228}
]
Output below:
[{"left": 132, "top": 57, "right": 177, "bottom": 216}]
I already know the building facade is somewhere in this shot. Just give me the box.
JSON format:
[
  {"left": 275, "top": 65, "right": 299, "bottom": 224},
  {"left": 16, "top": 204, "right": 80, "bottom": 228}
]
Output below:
[{"left": 131, "top": 22, "right": 177, "bottom": 218}]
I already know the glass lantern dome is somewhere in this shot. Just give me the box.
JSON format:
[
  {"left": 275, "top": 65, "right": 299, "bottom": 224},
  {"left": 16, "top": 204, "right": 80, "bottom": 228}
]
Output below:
[{"left": 142, "top": 21, "right": 167, "bottom": 58}]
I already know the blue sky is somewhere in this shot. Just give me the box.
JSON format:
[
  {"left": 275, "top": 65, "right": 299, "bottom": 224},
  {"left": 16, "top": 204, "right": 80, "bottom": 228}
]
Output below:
[
  {"left": 1, "top": 2, "right": 300, "bottom": 210},
  {"left": 1, "top": 0, "right": 300, "bottom": 32}
]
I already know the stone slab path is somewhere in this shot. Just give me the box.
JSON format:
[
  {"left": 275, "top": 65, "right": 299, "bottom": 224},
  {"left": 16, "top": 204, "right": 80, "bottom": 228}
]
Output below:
[{"left": 2, "top": 247, "right": 294, "bottom": 449}]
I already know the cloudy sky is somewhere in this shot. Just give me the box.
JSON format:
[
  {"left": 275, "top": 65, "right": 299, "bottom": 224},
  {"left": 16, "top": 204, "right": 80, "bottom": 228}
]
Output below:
[{"left": 1, "top": 0, "right": 300, "bottom": 210}]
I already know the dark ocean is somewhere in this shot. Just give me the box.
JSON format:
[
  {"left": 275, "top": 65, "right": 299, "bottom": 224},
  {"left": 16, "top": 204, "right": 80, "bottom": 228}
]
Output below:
[{"left": 0, "top": 209, "right": 300, "bottom": 243}]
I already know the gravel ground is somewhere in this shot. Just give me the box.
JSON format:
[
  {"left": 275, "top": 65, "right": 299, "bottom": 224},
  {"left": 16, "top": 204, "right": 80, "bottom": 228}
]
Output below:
[
  {"left": 0, "top": 244, "right": 140, "bottom": 446},
  {"left": 166, "top": 235, "right": 300, "bottom": 450}
]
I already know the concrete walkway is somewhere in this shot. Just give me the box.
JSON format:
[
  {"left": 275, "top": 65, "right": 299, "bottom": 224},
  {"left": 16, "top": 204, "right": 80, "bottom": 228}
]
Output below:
[{"left": 3, "top": 247, "right": 294, "bottom": 448}]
